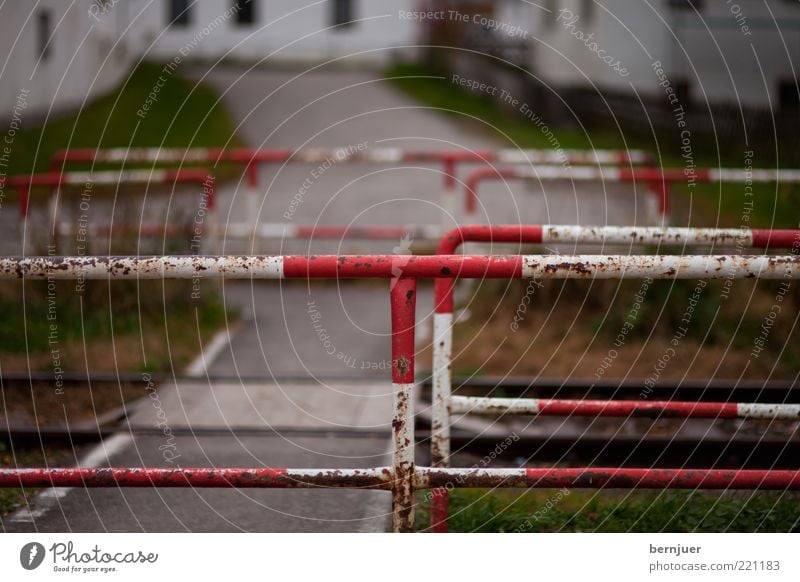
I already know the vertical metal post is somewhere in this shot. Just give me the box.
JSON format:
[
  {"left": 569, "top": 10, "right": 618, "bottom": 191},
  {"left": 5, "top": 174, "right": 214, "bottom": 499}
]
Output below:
[
  {"left": 246, "top": 162, "right": 260, "bottom": 250},
  {"left": 390, "top": 276, "right": 416, "bottom": 532},
  {"left": 430, "top": 308, "right": 453, "bottom": 532}
]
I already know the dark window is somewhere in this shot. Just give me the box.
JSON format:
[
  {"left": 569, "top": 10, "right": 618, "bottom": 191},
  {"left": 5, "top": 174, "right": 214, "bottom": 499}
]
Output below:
[
  {"left": 674, "top": 80, "right": 690, "bottom": 105},
  {"left": 37, "top": 11, "right": 51, "bottom": 60},
  {"left": 778, "top": 80, "right": 800, "bottom": 110},
  {"left": 169, "top": 0, "right": 191, "bottom": 27},
  {"left": 668, "top": 0, "right": 703, "bottom": 10},
  {"left": 233, "top": 0, "right": 255, "bottom": 25},
  {"left": 581, "top": 0, "right": 595, "bottom": 23},
  {"left": 332, "top": 0, "right": 354, "bottom": 28}
]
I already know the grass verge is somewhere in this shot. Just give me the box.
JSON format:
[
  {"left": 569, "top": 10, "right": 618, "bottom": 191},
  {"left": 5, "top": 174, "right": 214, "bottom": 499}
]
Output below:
[
  {"left": 417, "top": 489, "right": 800, "bottom": 532},
  {"left": 387, "top": 62, "right": 799, "bottom": 228}
]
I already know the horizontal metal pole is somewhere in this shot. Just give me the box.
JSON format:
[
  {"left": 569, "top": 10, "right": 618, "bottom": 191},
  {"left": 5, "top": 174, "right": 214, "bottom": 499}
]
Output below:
[
  {"left": 11, "top": 169, "right": 210, "bottom": 187},
  {"left": 449, "top": 396, "right": 800, "bottom": 419},
  {"left": 521, "top": 254, "right": 800, "bottom": 279},
  {"left": 2, "top": 255, "right": 799, "bottom": 280},
  {"left": 54, "top": 147, "right": 653, "bottom": 166},
  {"left": 0, "top": 467, "right": 393, "bottom": 489},
  {"left": 541, "top": 225, "right": 800, "bottom": 248},
  {"left": 5, "top": 466, "right": 798, "bottom": 490},
  {"left": 417, "top": 468, "right": 800, "bottom": 490}
]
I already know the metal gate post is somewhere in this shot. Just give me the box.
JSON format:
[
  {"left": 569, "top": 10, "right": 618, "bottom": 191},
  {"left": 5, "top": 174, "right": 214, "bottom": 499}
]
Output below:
[
  {"left": 245, "top": 161, "right": 260, "bottom": 250},
  {"left": 391, "top": 276, "right": 417, "bottom": 532}
]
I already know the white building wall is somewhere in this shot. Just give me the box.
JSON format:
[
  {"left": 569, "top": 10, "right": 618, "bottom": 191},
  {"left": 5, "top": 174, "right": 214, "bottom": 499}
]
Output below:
[
  {"left": 0, "top": 1, "right": 136, "bottom": 120},
  {"left": 126, "top": 0, "right": 417, "bottom": 66},
  {"left": 529, "top": 0, "right": 800, "bottom": 108}
]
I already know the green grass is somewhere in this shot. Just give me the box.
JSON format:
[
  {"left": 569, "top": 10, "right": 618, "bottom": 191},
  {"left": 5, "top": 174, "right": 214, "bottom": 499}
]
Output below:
[
  {"left": 418, "top": 489, "right": 800, "bottom": 532},
  {"left": 6, "top": 60, "right": 242, "bottom": 176},
  {"left": 387, "top": 62, "right": 799, "bottom": 228},
  {"left": 0, "top": 60, "right": 240, "bottom": 372}
]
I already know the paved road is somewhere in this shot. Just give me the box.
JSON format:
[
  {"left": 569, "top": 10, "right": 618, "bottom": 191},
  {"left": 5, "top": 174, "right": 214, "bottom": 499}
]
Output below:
[{"left": 4, "top": 65, "right": 649, "bottom": 532}]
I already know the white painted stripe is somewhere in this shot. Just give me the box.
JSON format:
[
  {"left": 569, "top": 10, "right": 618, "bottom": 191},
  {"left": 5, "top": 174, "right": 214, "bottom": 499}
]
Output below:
[
  {"left": 63, "top": 169, "right": 170, "bottom": 184},
  {"left": 736, "top": 403, "right": 800, "bottom": 419},
  {"left": 450, "top": 395, "right": 541, "bottom": 415},
  {"left": 521, "top": 255, "right": 800, "bottom": 279},
  {"left": 431, "top": 313, "right": 453, "bottom": 465},
  {"left": 369, "top": 148, "right": 404, "bottom": 163},
  {"left": 711, "top": 169, "right": 800, "bottom": 182},
  {"left": 515, "top": 166, "right": 619, "bottom": 180},
  {"left": 541, "top": 226, "right": 753, "bottom": 246}
]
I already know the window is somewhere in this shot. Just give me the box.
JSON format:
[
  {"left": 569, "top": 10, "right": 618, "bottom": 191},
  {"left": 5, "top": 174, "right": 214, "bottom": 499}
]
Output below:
[
  {"left": 332, "top": 0, "right": 354, "bottom": 28},
  {"left": 668, "top": 0, "right": 703, "bottom": 11},
  {"left": 778, "top": 80, "right": 800, "bottom": 111},
  {"left": 674, "top": 80, "right": 690, "bottom": 105},
  {"left": 37, "top": 10, "right": 51, "bottom": 60},
  {"left": 169, "top": 0, "right": 191, "bottom": 27},
  {"left": 233, "top": 0, "right": 255, "bottom": 25},
  {"left": 543, "top": 0, "right": 559, "bottom": 31},
  {"left": 581, "top": 0, "right": 595, "bottom": 23}
]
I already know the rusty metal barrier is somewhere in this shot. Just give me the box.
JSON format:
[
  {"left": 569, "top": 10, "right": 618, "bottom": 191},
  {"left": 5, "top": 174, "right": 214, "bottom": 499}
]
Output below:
[
  {"left": 464, "top": 166, "right": 800, "bottom": 218},
  {"left": 52, "top": 147, "right": 655, "bottom": 236},
  {"left": 430, "top": 225, "right": 800, "bottom": 531},
  {"left": 2, "top": 253, "right": 800, "bottom": 533}
]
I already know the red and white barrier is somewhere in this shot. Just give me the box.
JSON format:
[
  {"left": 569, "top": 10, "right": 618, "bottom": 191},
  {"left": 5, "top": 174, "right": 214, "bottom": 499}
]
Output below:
[
  {"left": 52, "top": 147, "right": 655, "bottom": 234},
  {"left": 430, "top": 225, "right": 800, "bottom": 532},
  {"left": 464, "top": 166, "right": 800, "bottom": 217},
  {"left": 3, "top": 252, "right": 799, "bottom": 533},
  {"left": 11, "top": 169, "right": 215, "bottom": 249}
]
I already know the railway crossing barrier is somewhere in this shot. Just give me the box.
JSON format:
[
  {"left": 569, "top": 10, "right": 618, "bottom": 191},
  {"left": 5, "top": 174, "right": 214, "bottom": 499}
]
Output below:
[
  {"left": 464, "top": 166, "right": 800, "bottom": 218},
  {"left": 51, "top": 147, "right": 654, "bottom": 239},
  {"left": 1, "top": 252, "right": 800, "bottom": 532},
  {"left": 430, "top": 225, "right": 800, "bottom": 531}
]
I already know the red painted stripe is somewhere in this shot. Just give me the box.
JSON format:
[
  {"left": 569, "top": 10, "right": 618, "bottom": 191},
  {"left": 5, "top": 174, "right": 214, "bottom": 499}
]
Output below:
[
  {"left": 537, "top": 399, "right": 739, "bottom": 418},
  {"left": 465, "top": 168, "right": 520, "bottom": 215},
  {"left": 391, "top": 277, "right": 416, "bottom": 384},
  {"left": 752, "top": 229, "right": 800, "bottom": 250},
  {"left": 0, "top": 468, "right": 289, "bottom": 488},
  {"left": 429, "top": 488, "right": 449, "bottom": 533},
  {"left": 522, "top": 468, "right": 800, "bottom": 489},
  {"left": 246, "top": 162, "right": 259, "bottom": 187},
  {"left": 283, "top": 255, "right": 523, "bottom": 280},
  {"left": 434, "top": 226, "right": 541, "bottom": 314}
]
